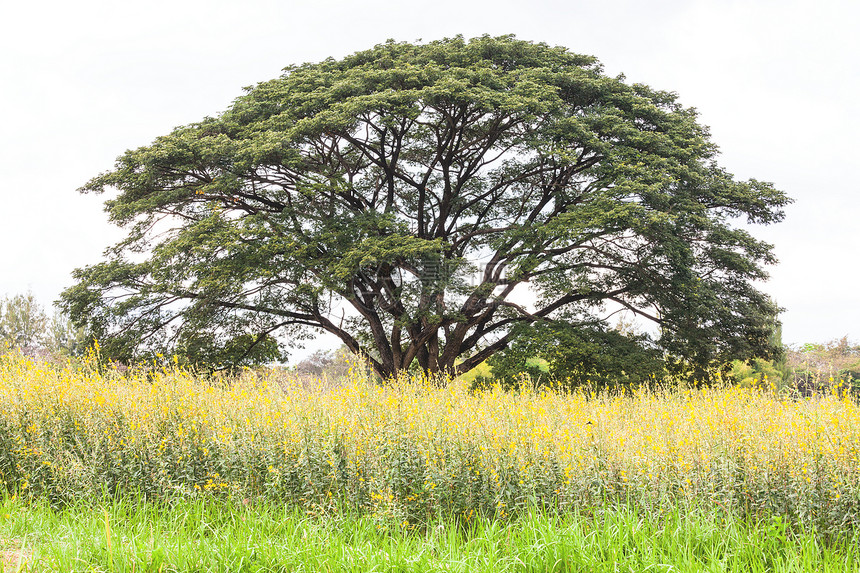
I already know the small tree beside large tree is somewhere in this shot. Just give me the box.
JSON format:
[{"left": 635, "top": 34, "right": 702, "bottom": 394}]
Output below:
[
  {"left": 0, "top": 292, "right": 47, "bottom": 351},
  {"left": 61, "top": 35, "right": 789, "bottom": 380},
  {"left": 0, "top": 292, "right": 89, "bottom": 357}
]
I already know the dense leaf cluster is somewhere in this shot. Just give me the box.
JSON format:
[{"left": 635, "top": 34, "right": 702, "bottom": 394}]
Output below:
[{"left": 486, "top": 321, "right": 667, "bottom": 390}]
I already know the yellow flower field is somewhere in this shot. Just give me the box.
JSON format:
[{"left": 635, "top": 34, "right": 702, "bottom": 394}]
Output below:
[{"left": 1, "top": 350, "right": 859, "bottom": 534}]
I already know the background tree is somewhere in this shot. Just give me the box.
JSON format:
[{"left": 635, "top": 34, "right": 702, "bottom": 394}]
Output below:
[
  {"left": 0, "top": 291, "right": 48, "bottom": 351},
  {"left": 787, "top": 337, "right": 860, "bottom": 393},
  {"left": 45, "top": 311, "right": 91, "bottom": 357},
  {"left": 61, "top": 35, "right": 789, "bottom": 379},
  {"left": 0, "top": 292, "right": 90, "bottom": 357},
  {"left": 294, "top": 346, "right": 355, "bottom": 380}
]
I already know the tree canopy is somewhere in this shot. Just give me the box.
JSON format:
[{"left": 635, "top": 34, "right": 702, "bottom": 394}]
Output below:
[{"left": 62, "top": 35, "right": 790, "bottom": 379}]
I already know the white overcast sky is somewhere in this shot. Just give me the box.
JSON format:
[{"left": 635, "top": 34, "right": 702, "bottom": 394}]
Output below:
[{"left": 1, "top": 0, "right": 857, "bottom": 354}]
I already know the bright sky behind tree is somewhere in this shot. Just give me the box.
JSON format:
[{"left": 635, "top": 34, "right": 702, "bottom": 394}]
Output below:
[{"left": 1, "top": 0, "right": 857, "bottom": 358}]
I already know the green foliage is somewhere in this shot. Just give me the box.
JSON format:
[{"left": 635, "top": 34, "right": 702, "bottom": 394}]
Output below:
[
  {"left": 487, "top": 321, "right": 666, "bottom": 389},
  {"left": 62, "top": 35, "right": 790, "bottom": 377},
  {"left": 0, "top": 291, "right": 47, "bottom": 350},
  {"left": 730, "top": 357, "right": 789, "bottom": 388},
  {"left": 176, "top": 331, "right": 283, "bottom": 369},
  {"left": 0, "top": 292, "right": 91, "bottom": 358}
]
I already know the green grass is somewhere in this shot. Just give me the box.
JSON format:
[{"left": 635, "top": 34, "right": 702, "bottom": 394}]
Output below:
[{"left": 1, "top": 495, "right": 857, "bottom": 572}]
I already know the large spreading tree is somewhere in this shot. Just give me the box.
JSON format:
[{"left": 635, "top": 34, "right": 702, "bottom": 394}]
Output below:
[{"left": 62, "top": 35, "right": 789, "bottom": 379}]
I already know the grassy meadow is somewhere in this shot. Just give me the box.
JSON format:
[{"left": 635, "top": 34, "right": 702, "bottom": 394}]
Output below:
[{"left": 1, "top": 349, "right": 860, "bottom": 570}]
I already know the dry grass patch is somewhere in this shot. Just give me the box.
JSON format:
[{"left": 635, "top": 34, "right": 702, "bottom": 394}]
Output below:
[{"left": 1, "top": 538, "right": 32, "bottom": 572}]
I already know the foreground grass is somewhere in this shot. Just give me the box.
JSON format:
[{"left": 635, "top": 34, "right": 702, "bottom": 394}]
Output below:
[{"left": 1, "top": 496, "right": 857, "bottom": 572}]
